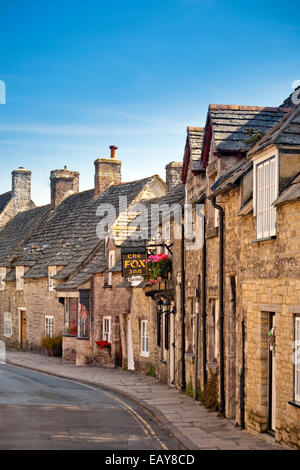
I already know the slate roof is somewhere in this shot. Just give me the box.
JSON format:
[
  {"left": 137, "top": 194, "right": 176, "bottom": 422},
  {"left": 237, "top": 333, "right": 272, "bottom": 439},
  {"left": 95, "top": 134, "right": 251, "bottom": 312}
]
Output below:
[
  {"left": 182, "top": 127, "right": 205, "bottom": 183},
  {"left": 248, "top": 103, "right": 300, "bottom": 156},
  {"left": 210, "top": 159, "right": 253, "bottom": 197},
  {"left": 0, "top": 205, "right": 50, "bottom": 265},
  {"left": 202, "top": 105, "right": 290, "bottom": 165},
  {"left": 0, "top": 191, "right": 12, "bottom": 214},
  {"left": 122, "top": 184, "right": 185, "bottom": 249},
  {"left": 0, "top": 177, "right": 154, "bottom": 284},
  {"left": 273, "top": 173, "right": 300, "bottom": 207},
  {"left": 279, "top": 86, "right": 300, "bottom": 109}
]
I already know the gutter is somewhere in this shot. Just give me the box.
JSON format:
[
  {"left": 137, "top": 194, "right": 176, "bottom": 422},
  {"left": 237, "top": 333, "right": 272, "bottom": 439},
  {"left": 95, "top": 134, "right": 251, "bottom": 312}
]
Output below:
[
  {"left": 210, "top": 196, "right": 225, "bottom": 414},
  {"left": 202, "top": 214, "right": 207, "bottom": 387}
]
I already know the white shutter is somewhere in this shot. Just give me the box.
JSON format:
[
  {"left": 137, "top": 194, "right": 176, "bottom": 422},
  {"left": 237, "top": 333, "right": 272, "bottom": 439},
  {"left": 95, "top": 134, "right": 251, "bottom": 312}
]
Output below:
[
  {"left": 263, "top": 160, "right": 270, "bottom": 238},
  {"left": 257, "top": 164, "right": 264, "bottom": 239},
  {"left": 45, "top": 316, "right": 54, "bottom": 337},
  {"left": 103, "top": 316, "right": 111, "bottom": 342},
  {"left": 270, "top": 158, "right": 277, "bottom": 236},
  {"left": 295, "top": 317, "right": 300, "bottom": 403},
  {"left": 141, "top": 320, "right": 149, "bottom": 356}
]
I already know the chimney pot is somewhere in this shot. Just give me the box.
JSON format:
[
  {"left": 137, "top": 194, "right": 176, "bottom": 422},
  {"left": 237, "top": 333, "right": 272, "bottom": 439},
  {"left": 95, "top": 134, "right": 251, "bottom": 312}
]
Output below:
[{"left": 110, "top": 145, "right": 119, "bottom": 159}]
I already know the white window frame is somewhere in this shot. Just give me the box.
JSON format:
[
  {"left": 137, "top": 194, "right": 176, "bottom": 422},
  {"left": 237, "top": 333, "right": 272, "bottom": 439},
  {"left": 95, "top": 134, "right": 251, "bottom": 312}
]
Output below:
[
  {"left": 141, "top": 320, "right": 149, "bottom": 357},
  {"left": 108, "top": 250, "right": 115, "bottom": 286},
  {"left": 0, "top": 267, "right": 6, "bottom": 291},
  {"left": 253, "top": 152, "right": 278, "bottom": 239},
  {"left": 48, "top": 266, "right": 57, "bottom": 292},
  {"left": 103, "top": 316, "right": 112, "bottom": 343},
  {"left": 295, "top": 316, "right": 300, "bottom": 403},
  {"left": 16, "top": 266, "right": 24, "bottom": 291},
  {"left": 45, "top": 315, "right": 54, "bottom": 338},
  {"left": 4, "top": 312, "right": 12, "bottom": 337}
]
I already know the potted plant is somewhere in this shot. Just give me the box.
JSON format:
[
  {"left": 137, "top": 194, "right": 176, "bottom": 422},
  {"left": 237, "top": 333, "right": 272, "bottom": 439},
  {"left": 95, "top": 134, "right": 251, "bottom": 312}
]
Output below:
[
  {"left": 96, "top": 340, "right": 112, "bottom": 352},
  {"left": 144, "top": 253, "right": 172, "bottom": 286}
]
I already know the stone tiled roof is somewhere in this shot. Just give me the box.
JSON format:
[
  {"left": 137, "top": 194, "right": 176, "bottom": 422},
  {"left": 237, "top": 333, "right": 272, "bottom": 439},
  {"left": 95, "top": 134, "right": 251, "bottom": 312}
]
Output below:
[
  {"left": 55, "top": 251, "right": 107, "bottom": 291},
  {"left": 182, "top": 127, "right": 205, "bottom": 183},
  {"left": 279, "top": 86, "right": 300, "bottom": 109},
  {"left": 0, "top": 177, "right": 154, "bottom": 282},
  {"left": 210, "top": 159, "right": 253, "bottom": 196},
  {"left": 204, "top": 104, "right": 290, "bottom": 154},
  {"left": 248, "top": 103, "right": 300, "bottom": 156},
  {"left": 0, "top": 191, "right": 12, "bottom": 214},
  {"left": 122, "top": 184, "right": 185, "bottom": 249},
  {"left": 0, "top": 205, "right": 50, "bottom": 265},
  {"left": 273, "top": 173, "right": 300, "bottom": 207}
]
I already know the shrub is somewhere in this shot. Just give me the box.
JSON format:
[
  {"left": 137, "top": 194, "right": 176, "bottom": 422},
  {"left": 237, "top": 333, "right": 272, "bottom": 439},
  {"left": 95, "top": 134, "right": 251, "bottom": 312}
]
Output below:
[
  {"left": 146, "top": 364, "right": 156, "bottom": 377},
  {"left": 41, "top": 335, "right": 62, "bottom": 357}
]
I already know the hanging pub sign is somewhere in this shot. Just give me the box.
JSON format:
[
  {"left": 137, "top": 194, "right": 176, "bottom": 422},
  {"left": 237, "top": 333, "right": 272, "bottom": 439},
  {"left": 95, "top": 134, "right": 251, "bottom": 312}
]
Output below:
[{"left": 122, "top": 253, "right": 148, "bottom": 277}]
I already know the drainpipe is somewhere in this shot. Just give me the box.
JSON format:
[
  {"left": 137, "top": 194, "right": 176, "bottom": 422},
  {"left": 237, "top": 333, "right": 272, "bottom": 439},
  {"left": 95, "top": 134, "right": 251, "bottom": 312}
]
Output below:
[
  {"left": 211, "top": 197, "right": 225, "bottom": 414},
  {"left": 240, "top": 319, "right": 245, "bottom": 429},
  {"left": 202, "top": 214, "right": 207, "bottom": 387},
  {"left": 181, "top": 208, "right": 186, "bottom": 391}
]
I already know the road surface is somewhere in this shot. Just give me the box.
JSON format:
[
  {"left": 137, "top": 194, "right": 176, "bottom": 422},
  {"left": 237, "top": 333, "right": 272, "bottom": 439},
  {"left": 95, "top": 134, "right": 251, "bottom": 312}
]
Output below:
[{"left": 0, "top": 363, "right": 182, "bottom": 450}]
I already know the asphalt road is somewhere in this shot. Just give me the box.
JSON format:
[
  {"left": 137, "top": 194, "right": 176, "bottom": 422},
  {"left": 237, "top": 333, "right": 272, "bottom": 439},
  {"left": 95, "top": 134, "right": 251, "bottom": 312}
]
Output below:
[{"left": 0, "top": 364, "right": 182, "bottom": 450}]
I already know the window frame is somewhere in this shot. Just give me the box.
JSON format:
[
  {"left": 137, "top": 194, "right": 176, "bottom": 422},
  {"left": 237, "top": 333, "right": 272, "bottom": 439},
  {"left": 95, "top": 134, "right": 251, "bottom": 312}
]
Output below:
[
  {"left": 0, "top": 267, "right": 6, "bottom": 291},
  {"left": 103, "top": 316, "right": 112, "bottom": 343},
  {"left": 78, "top": 303, "right": 89, "bottom": 339},
  {"left": 64, "top": 297, "right": 78, "bottom": 336},
  {"left": 107, "top": 250, "right": 116, "bottom": 286},
  {"left": 45, "top": 315, "right": 54, "bottom": 338},
  {"left": 253, "top": 152, "right": 278, "bottom": 240},
  {"left": 48, "top": 266, "right": 57, "bottom": 292},
  {"left": 141, "top": 319, "right": 149, "bottom": 357},
  {"left": 15, "top": 266, "right": 24, "bottom": 291},
  {"left": 4, "top": 312, "right": 12, "bottom": 337}
]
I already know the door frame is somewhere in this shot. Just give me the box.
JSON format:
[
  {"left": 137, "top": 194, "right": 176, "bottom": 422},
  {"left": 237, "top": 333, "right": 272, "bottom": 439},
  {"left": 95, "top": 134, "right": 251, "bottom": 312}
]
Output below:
[
  {"left": 18, "top": 308, "right": 27, "bottom": 348},
  {"left": 268, "top": 312, "right": 276, "bottom": 432}
]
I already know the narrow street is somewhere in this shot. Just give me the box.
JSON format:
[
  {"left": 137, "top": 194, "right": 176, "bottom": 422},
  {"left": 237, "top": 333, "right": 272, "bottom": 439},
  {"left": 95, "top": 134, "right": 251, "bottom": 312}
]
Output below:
[{"left": 0, "top": 364, "right": 180, "bottom": 450}]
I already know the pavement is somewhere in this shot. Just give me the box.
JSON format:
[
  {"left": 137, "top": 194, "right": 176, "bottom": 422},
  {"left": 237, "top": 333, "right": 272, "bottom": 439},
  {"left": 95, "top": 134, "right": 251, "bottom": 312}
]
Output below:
[{"left": 5, "top": 351, "right": 286, "bottom": 450}]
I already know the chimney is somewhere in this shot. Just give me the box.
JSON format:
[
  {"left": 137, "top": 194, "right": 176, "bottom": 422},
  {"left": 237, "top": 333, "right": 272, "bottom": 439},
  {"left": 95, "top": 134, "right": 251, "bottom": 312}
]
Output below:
[
  {"left": 50, "top": 167, "right": 79, "bottom": 209},
  {"left": 165, "top": 161, "right": 183, "bottom": 193},
  {"left": 94, "top": 145, "right": 122, "bottom": 195},
  {"left": 12, "top": 167, "right": 32, "bottom": 201}
]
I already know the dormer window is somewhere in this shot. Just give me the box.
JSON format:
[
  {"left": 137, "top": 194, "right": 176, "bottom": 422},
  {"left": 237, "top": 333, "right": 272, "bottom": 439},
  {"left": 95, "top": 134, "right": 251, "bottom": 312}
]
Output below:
[
  {"left": 254, "top": 155, "right": 278, "bottom": 239},
  {"left": 48, "top": 266, "right": 57, "bottom": 292},
  {"left": 0, "top": 267, "right": 6, "bottom": 291},
  {"left": 16, "top": 266, "right": 24, "bottom": 291}
]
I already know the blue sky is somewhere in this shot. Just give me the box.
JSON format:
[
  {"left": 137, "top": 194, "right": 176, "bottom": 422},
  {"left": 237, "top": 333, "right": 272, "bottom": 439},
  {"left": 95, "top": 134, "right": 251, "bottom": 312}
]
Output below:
[{"left": 0, "top": 0, "right": 300, "bottom": 205}]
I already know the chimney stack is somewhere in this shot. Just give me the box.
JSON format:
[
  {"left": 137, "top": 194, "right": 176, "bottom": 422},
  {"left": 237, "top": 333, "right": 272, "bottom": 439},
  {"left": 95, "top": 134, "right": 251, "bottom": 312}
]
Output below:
[
  {"left": 94, "top": 145, "right": 122, "bottom": 195},
  {"left": 50, "top": 167, "right": 79, "bottom": 209},
  {"left": 12, "top": 167, "right": 32, "bottom": 202},
  {"left": 165, "top": 161, "right": 183, "bottom": 193}
]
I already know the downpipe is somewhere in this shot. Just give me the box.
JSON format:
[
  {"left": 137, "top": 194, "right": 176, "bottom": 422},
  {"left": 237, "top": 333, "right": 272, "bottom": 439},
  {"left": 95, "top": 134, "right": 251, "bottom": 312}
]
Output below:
[{"left": 211, "top": 197, "right": 225, "bottom": 414}]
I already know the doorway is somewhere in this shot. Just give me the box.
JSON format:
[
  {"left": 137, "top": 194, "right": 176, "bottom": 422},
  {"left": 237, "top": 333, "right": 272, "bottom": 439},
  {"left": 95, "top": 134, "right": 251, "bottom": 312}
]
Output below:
[
  {"left": 268, "top": 312, "right": 276, "bottom": 432},
  {"left": 20, "top": 311, "right": 26, "bottom": 349}
]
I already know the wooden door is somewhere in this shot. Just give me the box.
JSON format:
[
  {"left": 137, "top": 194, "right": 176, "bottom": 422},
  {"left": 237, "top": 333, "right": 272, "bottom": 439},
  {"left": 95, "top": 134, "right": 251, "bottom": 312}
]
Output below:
[
  {"left": 21, "top": 311, "right": 26, "bottom": 349},
  {"left": 268, "top": 313, "right": 276, "bottom": 432}
]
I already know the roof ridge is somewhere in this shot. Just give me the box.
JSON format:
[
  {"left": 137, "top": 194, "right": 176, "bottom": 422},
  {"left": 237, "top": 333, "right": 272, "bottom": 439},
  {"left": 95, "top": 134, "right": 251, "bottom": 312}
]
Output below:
[{"left": 209, "top": 104, "right": 290, "bottom": 112}]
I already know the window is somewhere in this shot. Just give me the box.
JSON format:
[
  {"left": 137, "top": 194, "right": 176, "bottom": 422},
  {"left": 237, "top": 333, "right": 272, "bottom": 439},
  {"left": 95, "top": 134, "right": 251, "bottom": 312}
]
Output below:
[
  {"left": 141, "top": 320, "right": 149, "bottom": 357},
  {"left": 103, "top": 316, "right": 111, "bottom": 343},
  {"left": 295, "top": 317, "right": 300, "bottom": 403},
  {"left": 64, "top": 298, "right": 78, "bottom": 336},
  {"left": 45, "top": 315, "right": 54, "bottom": 338},
  {"left": 0, "top": 267, "right": 6, "bottom": 291},
  {"left": 254, "top": 156, "right": 278, "bottom": 239},
  {"left": 107, "top": 251, "right": 115, "bottom": 286},
  {"left": 78, "top": 304, "right": 89, "bottom": 338},
  {"left": 48, "top": 266, "right": 57, "bottom": 292},
  {"left": 16, "top": 266, "right": 24, "bottom": 291},
  {"left": 4, "top": 312, "right": 12, "bottom": 337}
]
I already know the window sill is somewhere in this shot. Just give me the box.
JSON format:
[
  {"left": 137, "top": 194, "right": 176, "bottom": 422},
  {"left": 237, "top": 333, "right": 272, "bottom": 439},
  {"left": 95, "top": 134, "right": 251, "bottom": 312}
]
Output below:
[
  {"left": 160, "top": 359, "right": 167, "bottom": 364},
  {"left": 252, "top": 236, "right": 276, "bottom": 243},
  {"left": 76, "top": 336, "right": 90, "bottom": 341},
  {"left": 288, "top": 400, "right": 300, "bottom": 409},
  {"left": 63, "top": 334, "right": 77, "bottom": 338},
  {"left": 103, "top": 284, "right": 112, "bottom": 289},
  {"left": 140, "top": 353, "right": 149, "bottom": 358}
]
